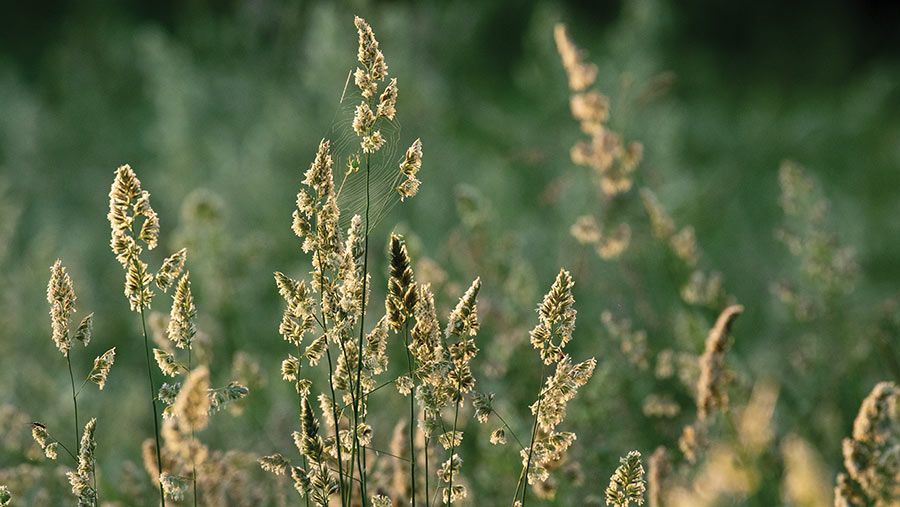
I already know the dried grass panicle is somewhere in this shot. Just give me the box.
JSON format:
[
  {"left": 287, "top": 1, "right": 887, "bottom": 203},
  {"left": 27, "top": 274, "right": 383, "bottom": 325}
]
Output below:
[
  {"left": 530, "top": 269, "right": 576, "bottom": 365},
  {"left": 835, "top": 381, "right": 900, "bottom": 506},
  {"left": 159, "top": 473, "right": 188, "bottom": 501},
  {"left": 646, "top": 447, "right": 669, "bottom": 507},
  {"left": 519, "top": 271, "right": 595, "bottom": 501},
  {"left": 167, "top": 272, "right": 197, "bottom": 349},
  {"left": 296, "top": 396, "right": 339, "bottom": 506},
  {"left": 554, "top": 24, "right": 642, "bottom": 197},
  {"left": 532, "top": 356, "right": 596, "bottom": 434},
  {"left": 156, "top": 248, "right": 187, "bottom": 292},
  {"left": 697, "top": 304, "right": 744, "bottom": 421},
  {"left": 386, "top": 234, "right": 418, "bottom": 330},
  {"left": 780, "top": 434, "right": 830, "bottom": 507},
  {"left": 173, "top": 366, "right": 211, "bottom": 431},
  {"left": 605, "top": 450, "right": 646, "bottom": 507},
  {"left": 88, "top": 348, "right": 116, "bottom": 390},
  {"left": 553, "top": 24, "right": 598, "bottom": 92},
  {"left": 73, "top": 313, "right": 94, "bottom": 347},
  {"left": 774, "top": 161, "right": 858, "bottom": 320},
  {"left": 398, "top": 138, "right": 423, "bottom": 200},
  {"left": 154, "top": 348, "right": 183, "bottom": 377},
  {"left": 65, "top": 418, "right": 98, "bottom": 506},
  {"left": 47, "top": 259, "right": 77, "bottom": 356},
  {"left": 108, "top": 164, "right": 159, "bottom": 310}
]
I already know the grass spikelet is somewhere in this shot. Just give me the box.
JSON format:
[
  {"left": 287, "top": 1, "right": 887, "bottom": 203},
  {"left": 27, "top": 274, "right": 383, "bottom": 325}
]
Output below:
[
  {"left": 154, "top": 348, "right": 183, "bottom": 377},
  {"left": 167, "top": 272, "right": 197, "bottom": 349},
  {"left": 445, "top": 277, "right": 481, "bottom": 339},
  {"left": 159, "top": 472, "right": 188, "bottom": 501},
  {"left": 88, "top": 348, "right": 116, "bottom": 390},
  {"left": 835, "top": 381, "right": 900, "bottom": 505},
  {"left": 259, "top": 453, "right": 290, "bottom": 475},
  {"left": 73, "top": 313, "right": 94, "bottom": 347},
  {"left": 48, "top": 259, "right": 76, "bottom": 356},
  {"left": 386, "top": 234, "right": 417, "bottom": 330},
  {"left": 372, "top": 494, "right": 392, "bottom": 507},
  {"left": 553, "top": 24, "right": 597, "bottom": 92},
  {"left": 696, "top": 304, "right": 744, "bottom": 421},
  {"left": 66, "top": 418, "right": 98, "bottom": 506},
  {"left": 398, "top": 138, "right": 423, "bottom": 200},
  {"left": 30, "top": 422, "right": 58, "bottom": 459},
  {"left": 156, "top": 248, "right": 187, "bottom": 292},
  {"left": 605, "top": 450, "right": 646, "bottom": 507},
  {"left": 530, "top": 269, "right": 576, "bottom": 365},
  {"left": 518, "top": 271, "right": 595, "bottom": 505},
  {"left": 173, "top": 366, "right": 210, "bottom": 431},
  {"left": 646, "top": 447, "right": 669, "bottom": 507}
]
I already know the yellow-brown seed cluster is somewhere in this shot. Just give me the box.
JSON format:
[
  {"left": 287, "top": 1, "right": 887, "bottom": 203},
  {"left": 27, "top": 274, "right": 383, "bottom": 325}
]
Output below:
[
  {"left": 108, "top": 164, "right": 158, "bottom": 311},
  {"left": 554, "top": 24, "right": 643, "bottom": 197},
  {"left": 353, "top": 16, "right": 391, "bottom": 154},
  {"left": 530, "top": 269, "right": 577, "bottom": 365},
  {"left": 835, "top": 381, "right": 900, "bottom": 505},
  {"left": 47, "top": 259, "right": 77, "bottom": 356},
  {"left": 519, "top": 271, "right": 595, "bottom": 492},
  {"left": 696, "top": 305, "right": 744, "bottom": 421}
]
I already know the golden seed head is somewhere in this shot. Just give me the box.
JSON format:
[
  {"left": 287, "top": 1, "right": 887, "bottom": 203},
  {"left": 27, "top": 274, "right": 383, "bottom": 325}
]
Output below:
[
  {"left": 154, "top": 348, "right": 181, "bottom": 377},
  {"left": 167, "top": 272, "right": 196, "bottom": 349},
  {"left": 173, "top": 365, "right": 210, "bottom": 431},
  {"left": 605, "top": 450, "right": 646, "bottom": 507},
  {"left": 125, "top": 258, "right": 154, "bottom": 311},
  {"left": 377, "top": 78, "right": 398, "bottom": 120},
  {"left": 353, "top": 101, "right": 376, "bottom": 136},
  {"left": 445, "top": 277, "right": 481, "bottom": 338},
  {"left": 88, "top": 348, "right": 116, "bottom": 390},
  {"left": 159, "top": 473, "right": 188, "bottom": 501},
  {"left": 553, "top": 24, "right": 598, "bottom": 92},
  {"left": 47, "top": 259, "right": 76, "bottom": 356},
  {"left": 355, "top": 67, "right": 377, "bottom": 98},
  {"left": 697, "top": 304, "right": 744, "bottom": 420},
  {"left": 156, "top": 248, "right": 187, "bottom": 291}
]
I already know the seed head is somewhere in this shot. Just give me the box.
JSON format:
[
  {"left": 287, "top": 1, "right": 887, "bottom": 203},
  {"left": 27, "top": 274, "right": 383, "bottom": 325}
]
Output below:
[
  {"left": 47, "top": 260, "right": 76, "bottom": 356},
  {"left": 88, "top": 348, "right": 116, "bottom": 390},
  {"left": 167, "top": 272, "right": 196, "bottom": 349},
  {"left": 605, "top": 450, "right": 646, "bottom": 507}
]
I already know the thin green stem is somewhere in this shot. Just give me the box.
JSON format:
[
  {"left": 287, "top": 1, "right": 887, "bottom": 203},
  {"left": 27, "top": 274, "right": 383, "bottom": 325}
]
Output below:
[
  {"left": 404, "top": 322, "right": 417, "bottom": 507},
  {"left": 188, "top": 348, "right": 198, "bottom": 507},
  {"left": 314, "top": 243, "right": 347, "bottom": 507},
  {"left": 313, "top": 188, "right": 348, "bottom": 507},
  {"left": 324, "top": 348, "right": 346, "bottom": 507},
  {"left": 518, "top": 364, "right": 546, "bottom": 507},
  {"left": 351, "top": 150, "right": 372, "bottom": 506},
  {"left": 139, "top": 304, "right": 166, "bottom": 507},
  {"left": 294, "top": 343, "right": 312, "bottom": 507},
  {"left": 446, "top": 376, "right": 463, "bottom": 507},
  {"left": 66, "top": 354, "right": 80, "bottom": 455},
  {"left": 92, "top": 450, "right": 99, "bottom": 507},
  {"left": 424, "top": 435, "right": 430, "bottom": 507}
]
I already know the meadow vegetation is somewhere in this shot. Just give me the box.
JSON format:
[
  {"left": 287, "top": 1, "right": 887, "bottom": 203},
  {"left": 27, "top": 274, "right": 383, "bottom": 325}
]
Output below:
[{"left": 1, "top": 2, "right": 899, "bottom": 506}]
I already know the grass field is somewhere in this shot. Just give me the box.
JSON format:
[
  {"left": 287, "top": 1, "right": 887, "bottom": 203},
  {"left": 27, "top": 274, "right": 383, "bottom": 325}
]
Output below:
[{"left": 1, "top": 1, "right": 900, "bottom": 505}]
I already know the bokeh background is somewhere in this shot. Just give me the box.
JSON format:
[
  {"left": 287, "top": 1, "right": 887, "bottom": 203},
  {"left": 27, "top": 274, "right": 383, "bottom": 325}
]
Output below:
[{"left": 2, "top": 0, "right": 899, "bottom": 504}]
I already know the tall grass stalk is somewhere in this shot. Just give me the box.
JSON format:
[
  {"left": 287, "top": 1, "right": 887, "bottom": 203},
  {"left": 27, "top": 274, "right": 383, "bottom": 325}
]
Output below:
[
  {"left": 518, "top": 364, "right": 545, "bottom": 507},
  {"left": 404, "top": 320, "right": 417, "bottom": 506},
  {"left": 350, "top": 149, "right": 372, "bottom": 507},
  {"left": 66, "top": 354, "right": 80, "bottom": 456},
  {"left": 139, "top": 301, "right": 166, "bottom": 507}
]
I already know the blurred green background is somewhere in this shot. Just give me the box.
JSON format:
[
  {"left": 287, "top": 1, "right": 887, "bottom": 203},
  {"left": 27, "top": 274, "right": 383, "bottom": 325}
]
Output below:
[{"left": 2, "top": 0, "right": 899, "bottom": 504}]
